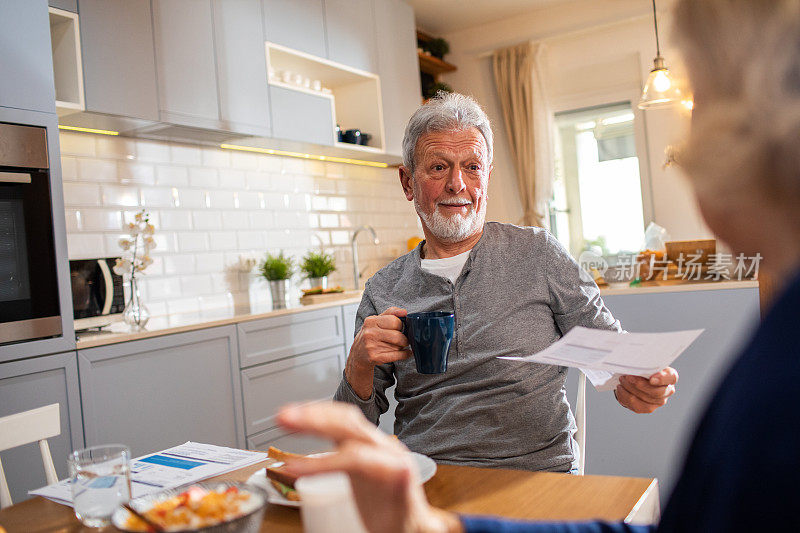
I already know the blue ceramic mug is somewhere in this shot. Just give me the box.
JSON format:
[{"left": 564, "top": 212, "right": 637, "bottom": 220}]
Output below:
[{"left": 402, "top": 311, "right": 455, "bottom": 374}]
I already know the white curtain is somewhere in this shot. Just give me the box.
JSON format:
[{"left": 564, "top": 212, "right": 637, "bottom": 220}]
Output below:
[{"left": 492, "top": 41, "right": 554, "bottom": 228}]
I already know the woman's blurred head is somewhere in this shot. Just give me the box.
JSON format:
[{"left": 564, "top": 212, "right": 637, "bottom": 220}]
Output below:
[{"left": 674, "top": 0, "right": 800, "bottom": 273}]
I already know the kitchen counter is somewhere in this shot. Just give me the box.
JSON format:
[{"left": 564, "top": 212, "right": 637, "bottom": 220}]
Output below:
[
  {"left": 75, "top": 280, "right": 759, "bottom": 349},
  {"left": 75, "top": 292, "right": 363, "bottom": 349},
  {"left": 599, "top": 279, "right": 759, "bottom": 296}
]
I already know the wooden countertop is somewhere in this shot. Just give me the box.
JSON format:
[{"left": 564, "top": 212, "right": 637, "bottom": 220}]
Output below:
[
  {"left": 75, "top": 292, "right": 363, "bottom": 350},
  {"left": 599, "top": 279, "right": 758, "bottom": 296},
  {"left": 0, "top": 462, "right": 659, "bottom": 532}
]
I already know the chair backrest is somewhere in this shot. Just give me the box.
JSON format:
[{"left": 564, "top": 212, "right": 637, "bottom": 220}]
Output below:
[
  {"left": 574, "top": 371, "right": 587, "bottom": 475},
  {"left": 0, "top": 403, "right": 61, "bottom": 508}
]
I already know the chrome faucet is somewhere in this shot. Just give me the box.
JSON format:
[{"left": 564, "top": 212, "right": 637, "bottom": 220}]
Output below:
[{"left": 351, "top": 225, "right": 379, "bottom": 290}]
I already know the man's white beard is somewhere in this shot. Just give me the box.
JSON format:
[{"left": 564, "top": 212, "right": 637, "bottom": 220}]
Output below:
[{"left": 414, "top": 195, "right": 486, "bottom": 243}]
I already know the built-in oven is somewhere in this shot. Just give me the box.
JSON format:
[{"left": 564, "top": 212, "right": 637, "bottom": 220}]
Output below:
[{"left": 0, "top": 122, "right": 62, "bottom": 345}]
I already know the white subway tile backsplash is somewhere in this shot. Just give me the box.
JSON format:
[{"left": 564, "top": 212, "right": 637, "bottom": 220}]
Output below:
[
  {"left": 59, "top": 132, "right": 96, "bottom": 157},
  {"left": 194, "top": 252, "right": 225, "bottom": 273},
  {"left": 219, "top": 169, "right": 246, "bottom": 189},
  {"left": 67, "top": 233, "right": 106, "bottom": 259},
  {"left": 78, "top": 158, "right": 118, "bottom": 182},
  {"left": 177, "top": 232, "right": 209, "bottom": 252},
  {"left": 244, "top": 171, "right": 272, "bottom": 191},
  {"left": 249, "top": 211, "right": 273, "bottom": 229},
  {"left": 189, "top": 167, "right": 218, "bottom": 188},
  {"left": 162, "top": 253, "right": 197, "bottom": 275},
  {"left": 60, "top": 156, "right": 78, "bottom": 180},
  {"left": 192, "top": 210, "right": 223, "bottom": 230},
  {"left": 209, "top": 231, "right": 238, "bottom": 251},
  {"left": 155, "top": 165, "right": 189, "bottom": 186},
  {"left": 118, "top": 162, "right": 156, "bottom": 185},
  {"left": 209, "top": 190, "right": 236, "bottom": 210},
  {"left": 158, "top": 210, "right": 193, "bottom": 230},
  {"left": 96, "top": 136, "right": 136, "bottom": 159},
  {"left": 170, "top": 145, "right": 202, "bottom": 165},
  {"left": 237, "top": 231, "right": 264, "bottom": 249},
  {"left": 180, "top": 274, "right": 214, "bottom": 295},
  {"left": 202, "top": 148, "right": 230, "bottom": 168},
  {"left": 141, "top": 187, "right": 176, "bottom": 208},
  {"left": 230, "top": 151, "right": 258, "bottom": 170},
  {"left": 136, "top": 140, "right": 171, "bottom": 163},
  {"left": 61, "top": 132, "right": 422, "bottom": 315},
  {"left": 102, "top": 185, "right": 140, "bottom": 207},
  {"left": 81, "top": 209, "right": 122, "bottom": 231},
  {"left": 63, "top": 182, "right": 102, "bottom": 206}
]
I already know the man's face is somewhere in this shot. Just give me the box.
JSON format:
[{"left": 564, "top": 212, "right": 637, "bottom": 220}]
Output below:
[{"left": 400, "top": 128, "right": 491, "bottom": 243}]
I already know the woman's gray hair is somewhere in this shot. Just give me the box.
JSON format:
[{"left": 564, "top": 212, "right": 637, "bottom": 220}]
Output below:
[
  {"left": 401, "top": 92, "right": 493, "bottom": 174},
  {"left": 673, "top": 0, "right": 800, "bottom": 204}
]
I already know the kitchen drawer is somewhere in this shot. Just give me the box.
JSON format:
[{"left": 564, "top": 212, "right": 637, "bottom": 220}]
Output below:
[
  {"left": 237, "top": 307, "right": 343, "bottom": 368},
  {"left": 268, "top": 85, "right": 334, "bottom": 146},
  {"left": 247, "top": 425, "right": 332, "bottom": 455},
  {"left": 241, "top": 345, "right": 343, "bottom": 436}
]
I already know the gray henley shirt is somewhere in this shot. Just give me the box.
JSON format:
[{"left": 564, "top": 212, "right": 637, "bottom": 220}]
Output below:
[{"left": 334, "top": 221, "right": 621, "bottom": 472}]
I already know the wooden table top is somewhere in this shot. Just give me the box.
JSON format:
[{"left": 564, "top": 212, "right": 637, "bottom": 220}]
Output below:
[{"left": 0, "top": 461, "right": 658, "bottom": 533}]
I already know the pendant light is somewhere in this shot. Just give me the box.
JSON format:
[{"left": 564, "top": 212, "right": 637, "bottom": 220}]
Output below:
[{"left": 639, "top": 0, "right": 682, "bottom": 109}]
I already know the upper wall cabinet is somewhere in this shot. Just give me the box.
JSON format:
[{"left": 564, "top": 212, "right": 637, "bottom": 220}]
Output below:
[
  {"left": 374, "top": 0, "right": 421, "bottom": 156},
  {"left": 212, "top": 0, "right": 271, "bottom": 136},
  {"left": 49, "top": 0, "right": 77, "bottom": 13},
  {"left": 0, "top": 0, "right": 57, "bottom": 114},
  {"left": 262, "top": 0, "right": 327, "bottom": 59},
  {"left": 152, "top": 0, "right": 221, "bottom": 129},
  {"left": 77, "top": 0, "right": 159, "bottom": 121},
  {"left": 324, "top": 0, "right": 378, "bottom": 73}
]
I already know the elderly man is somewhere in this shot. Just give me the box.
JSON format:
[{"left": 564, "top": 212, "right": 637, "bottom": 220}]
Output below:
[{"left": 334, "top": 92, "right": 677, "bottom": 473}]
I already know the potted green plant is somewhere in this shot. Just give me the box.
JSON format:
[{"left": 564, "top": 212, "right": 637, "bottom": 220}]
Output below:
[
  {"left": 301, "top": 251, "right": 336, "bottom": 289},
  {"left": 426, "top": 37, "right": 450, "bottom": 60},
  {"left": 260, "top": 251, "right": 294, "bottom": 308}
]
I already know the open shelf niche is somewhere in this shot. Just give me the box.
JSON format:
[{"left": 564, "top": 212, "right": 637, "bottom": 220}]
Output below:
[
  {"left": 49, "top": 6, "right": 84, "bottom": 117},
  {"left": 266, "top": 42, "right": 386, "bottom": 153}
]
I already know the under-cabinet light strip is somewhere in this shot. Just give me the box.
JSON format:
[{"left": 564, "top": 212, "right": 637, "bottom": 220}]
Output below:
[
  {"left": 58, "top": 125, "right": 119, "bottom": 136},
  {"left": 220, "top": 143, "right": 389, "bottom": 168}
]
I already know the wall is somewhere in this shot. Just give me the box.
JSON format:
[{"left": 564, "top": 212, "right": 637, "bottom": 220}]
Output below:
[
  {"left": 436, "top": 0, "right": 712, "bottom": 241},
  {"left": 59, "top": 131, "right": 421, "bottom": 316}
]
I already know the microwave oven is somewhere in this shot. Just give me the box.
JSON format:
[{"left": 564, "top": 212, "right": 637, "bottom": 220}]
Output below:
[{"left": 70, "top": 258, "right": 125, "bottom": 330}]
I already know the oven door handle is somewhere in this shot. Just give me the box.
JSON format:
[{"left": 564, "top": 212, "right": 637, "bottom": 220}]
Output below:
[
  {"left": 97, "top": 259, "right": 115, "bottom": 316},
  {"left": 0, "top": 171, "right": 32, "bottom": 183}
]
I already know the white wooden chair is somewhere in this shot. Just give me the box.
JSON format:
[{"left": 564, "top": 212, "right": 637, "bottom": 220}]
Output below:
[
  {"left": 574, "top": 372, "right": 587, "bottom": 475},
  {"left": 0, "top": 404, "right": 61, "bottom": 508}
]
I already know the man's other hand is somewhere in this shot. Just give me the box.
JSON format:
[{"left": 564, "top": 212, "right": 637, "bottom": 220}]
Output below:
[
  {"left": 615, "top": 367, "right": 679, "bottom": 414},
  {"left": 345, "top": 307, "right": 412, "bottom": 400}
]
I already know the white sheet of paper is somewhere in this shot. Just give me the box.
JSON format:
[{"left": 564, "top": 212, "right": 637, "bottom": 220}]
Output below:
[
  {"left": 30, "top": 441, "right": 267, "bottom": 506},
  {"left": 499, "top": 326, "right": 704, "bottom": 391}
]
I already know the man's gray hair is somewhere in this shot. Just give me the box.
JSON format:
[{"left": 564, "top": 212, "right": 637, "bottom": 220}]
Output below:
[{"left": 401, "top": 92, "right": 493, "bottom": 174}]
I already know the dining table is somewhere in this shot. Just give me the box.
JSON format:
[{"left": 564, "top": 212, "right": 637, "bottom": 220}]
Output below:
[{"left": 0, "top": 460, "right": 660, "bottom": 532}]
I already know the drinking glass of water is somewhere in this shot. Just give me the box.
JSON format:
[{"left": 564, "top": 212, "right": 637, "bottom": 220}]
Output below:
[{"left": 68, "top": 444, "right": 131, "bottom": 527}]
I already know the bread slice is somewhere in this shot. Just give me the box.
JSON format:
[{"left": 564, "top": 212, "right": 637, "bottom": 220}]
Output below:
[{"left": 266, "top": 447, "right": 303, "bottom": 501}]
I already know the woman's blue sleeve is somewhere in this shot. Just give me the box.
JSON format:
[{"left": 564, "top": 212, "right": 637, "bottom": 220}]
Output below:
[{"left": 461, "top": 516, "right": 655, "bottom": 533}]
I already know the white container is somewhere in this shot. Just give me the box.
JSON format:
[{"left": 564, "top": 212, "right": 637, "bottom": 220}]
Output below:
[{"left": 295, "top": 473, "right": 367, "bottom": 533}]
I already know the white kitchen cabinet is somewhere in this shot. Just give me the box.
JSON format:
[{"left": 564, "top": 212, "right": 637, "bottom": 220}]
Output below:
[
  {"left": 324, "top": 0, "right": 378, "bottom": 73},
  {"left": 247, "top": 427, "right": 332, "bottom": 455},
  {"left": 212, "top": 0, "right": 272, "bottom": 136},
  {"left": 0, "top": 352, "right": 84, "bottom": 504},
  {"left": 268, "top": 85, "right": 335, "bottom": 146},
  {"left": 77, "top": 0, "right": 159, "bottom": 121},
  {"left": 237, "top": 306, "right": 344, "bottom": 368},
  {"left": 0, "top": 0, "right": 57, "bottom": 114},
  {"left": 151, "top": 0, "right": 221, "bottom": 129},
  {"left": 78, "top": 326, "right": 245, "bottom": 457},
  {"left": 374, "top": 0, "right": 422, "bottom": 156},
  {"left": 262, "top": 0, "right": 327, "bottom": 59},
  {"left": 241, "top": 345, "right": 344, "bottom": 436}
]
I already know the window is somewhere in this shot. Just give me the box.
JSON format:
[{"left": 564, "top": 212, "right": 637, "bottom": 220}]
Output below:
[{"left": 551, "top": 103, "right": 646, "bottom": 258}]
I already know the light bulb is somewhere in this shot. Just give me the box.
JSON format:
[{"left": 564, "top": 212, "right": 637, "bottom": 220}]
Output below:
[{"left": 653, "top": 70, "right": 672, "bottom": 93}]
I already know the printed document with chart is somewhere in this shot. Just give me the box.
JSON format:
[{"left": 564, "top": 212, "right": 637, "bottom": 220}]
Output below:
[{"left": 499, "top": 326, "right": 704, "bottom": 391}]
